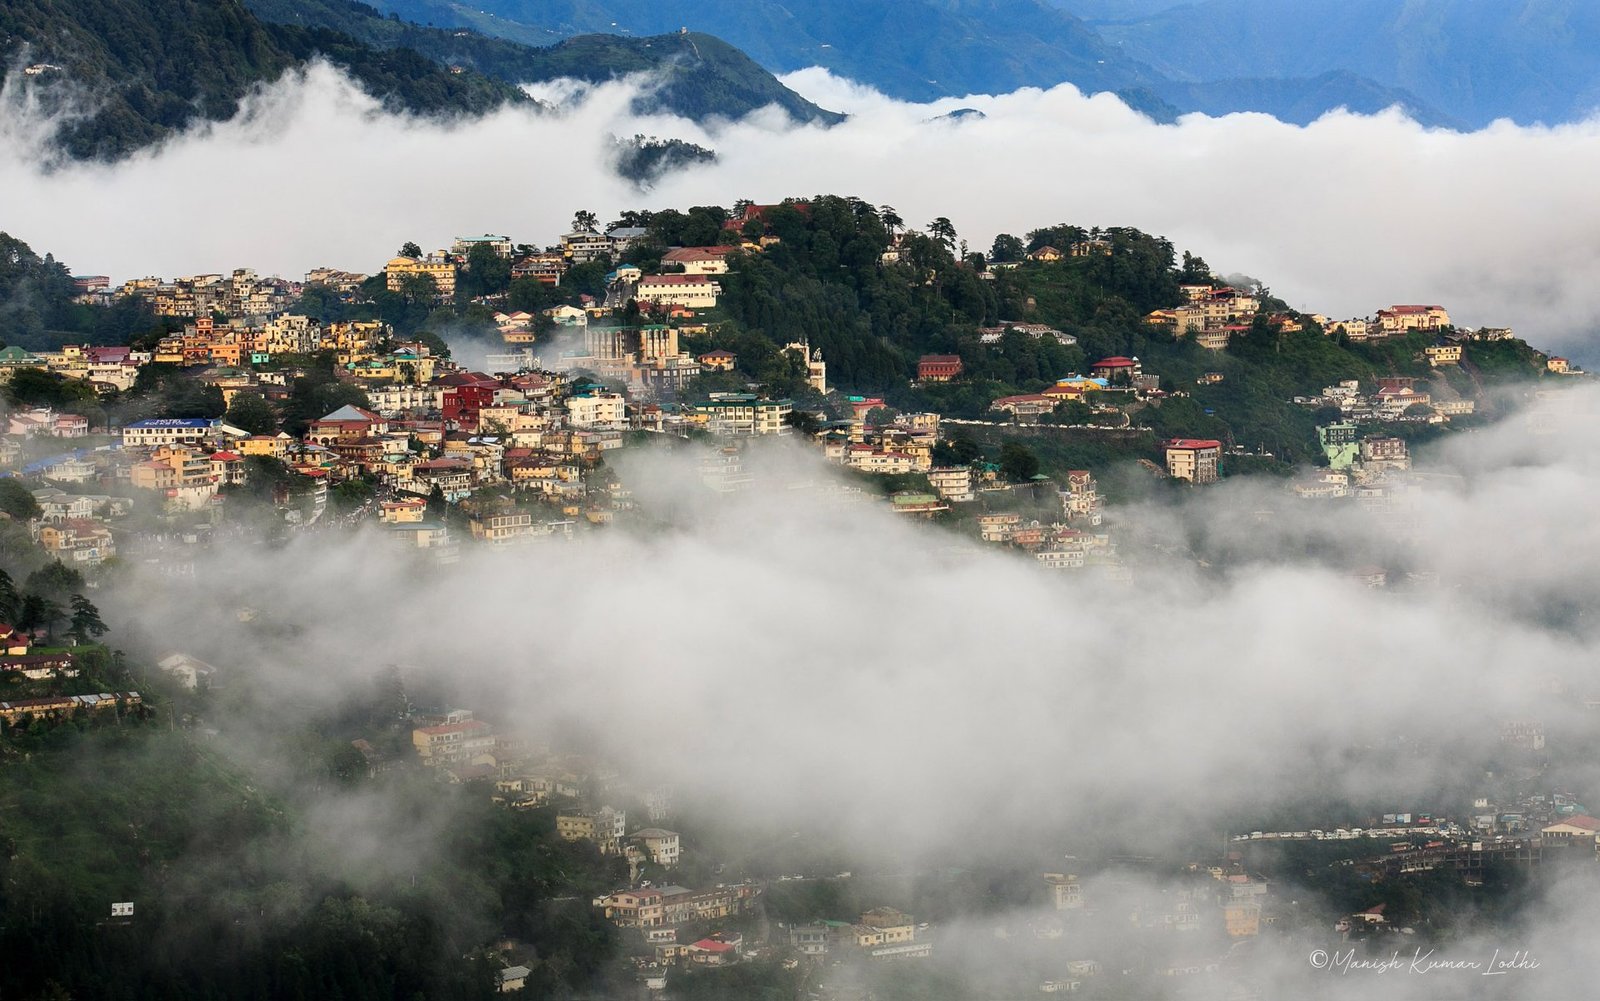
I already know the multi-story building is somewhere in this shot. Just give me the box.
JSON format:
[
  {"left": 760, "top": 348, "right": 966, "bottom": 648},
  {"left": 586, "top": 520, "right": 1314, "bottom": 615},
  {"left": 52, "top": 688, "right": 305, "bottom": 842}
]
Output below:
[
  {"left": 121, "top": 418, "right": 225, "bottom": 448},
  {"left": 927, "top": 466, "right": 975, "bottom": 502},
  {"left": 37, "top": 520, "right": 116, "bottom": 566},
  {"left": 1377, "top": 304, "right": 1450, "bottom": 333},
  {"left": 693, "top": 395, "right": 792, "bottom": 436},
  {"left": 566, "top": 392, "right": 627, "bottom": 428},
  {"left": 634, "top": 274, "right": 720, "bottom": 309},
  {"left": 469, "top": 511, "right": 535, "bottom": 545},
  {"left": 1165, "top": 439, "right": 1222, "bottom": 484},
  {"left": 916, "top": 354, "right": 964, "bottom": 382},
  {"left": 386, "top": 254, "right": 457, "bottom": 300},
  {"left": 661, "top": 246, "right": 733, "bottom": 275},
  {"left": 1045, "top": 873, "right": 1083, "bottom": 910},
  {"left": 630, "top": 828, "right": 681, "bottom": 867},
  {"left": 451, "top": 234, "right": 513, "bottom": 259},
  {"left": 412, "top": 719, "right": 496, "bottom": 767},
  {"left": 594, "top": 883, "right": 761, "bottom": 929}
]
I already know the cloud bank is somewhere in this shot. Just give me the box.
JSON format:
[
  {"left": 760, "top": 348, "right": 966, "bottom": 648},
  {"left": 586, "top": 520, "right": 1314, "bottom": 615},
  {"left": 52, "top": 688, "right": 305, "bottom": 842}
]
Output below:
[
  {"left": 111, "top": 388, "right": 1600, "bottom": 856},
  {"left": 6, "top": 63, "right": 1600, "bottom": 356}
]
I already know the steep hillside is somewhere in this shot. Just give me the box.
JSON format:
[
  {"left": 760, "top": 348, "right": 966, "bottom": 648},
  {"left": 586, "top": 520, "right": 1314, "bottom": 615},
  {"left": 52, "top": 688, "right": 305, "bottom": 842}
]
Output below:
[
  {"left": 0, "top": 0, "right": 526, "bottom": 160},
  {"left": 246, "top": 0, "right": 843, "bottom": 123}
]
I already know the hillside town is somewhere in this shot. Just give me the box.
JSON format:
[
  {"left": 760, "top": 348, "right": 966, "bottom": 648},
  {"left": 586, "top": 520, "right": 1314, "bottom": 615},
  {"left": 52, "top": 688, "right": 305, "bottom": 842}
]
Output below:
[
  {"left": 4, "top": 208, "right": 1584, "bottom": 592},
  {"left": 1, "top": 204, "right": 1594, "bottom": 1000}
]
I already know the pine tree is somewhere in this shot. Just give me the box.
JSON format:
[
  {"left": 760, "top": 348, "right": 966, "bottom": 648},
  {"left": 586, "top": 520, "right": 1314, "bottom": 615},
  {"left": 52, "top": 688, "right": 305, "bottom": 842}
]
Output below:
[
  {"left": 69, "top": 594, "right": 107, "bottom": 644},
  {"left": 0, "top": 568, "right": 18, "bottom": 624}
]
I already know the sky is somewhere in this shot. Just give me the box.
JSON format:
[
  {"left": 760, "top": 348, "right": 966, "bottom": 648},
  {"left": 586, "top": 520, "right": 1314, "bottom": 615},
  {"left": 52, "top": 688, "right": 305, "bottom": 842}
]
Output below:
[{"left": 5, "top": 62, "right": 1600, "bottom": 359}]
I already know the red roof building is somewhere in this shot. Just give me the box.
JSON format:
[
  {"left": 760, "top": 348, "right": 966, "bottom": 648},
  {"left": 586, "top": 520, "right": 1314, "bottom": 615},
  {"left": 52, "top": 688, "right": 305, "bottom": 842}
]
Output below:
[
  {"left": 917, "top": 354, "right": 964, "bottom": 382},
  {"left": 1164, "top": 439, "right": 1222, "bottom": 484},
  {"left": 1091, "top": 356, "right": 1142, "bottom": 380}
]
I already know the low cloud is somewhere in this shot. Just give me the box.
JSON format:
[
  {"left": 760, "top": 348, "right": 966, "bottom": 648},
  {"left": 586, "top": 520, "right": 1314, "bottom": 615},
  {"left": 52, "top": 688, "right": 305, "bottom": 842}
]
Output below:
[
  {"left": 6, "top": 64, "right": 1600, "bottom": 355},
  {"left": 109, "top": 388, "right": 1600, "bottom": 860}
]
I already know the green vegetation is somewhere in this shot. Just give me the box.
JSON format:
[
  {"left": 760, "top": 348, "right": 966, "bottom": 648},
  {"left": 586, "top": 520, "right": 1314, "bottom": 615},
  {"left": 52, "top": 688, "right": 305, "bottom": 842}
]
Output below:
[
  {"left": 0, "top": 233, "right": 162, "bottom": 350},
  {"left": 1, "top": 0, "right": 527, "bottom": 161},
  {"left": 245, "top": 2, "right": 843, "bottom": 125},
  {"left": 0, "top": 663, "right": 629, "bottom": 1001}
]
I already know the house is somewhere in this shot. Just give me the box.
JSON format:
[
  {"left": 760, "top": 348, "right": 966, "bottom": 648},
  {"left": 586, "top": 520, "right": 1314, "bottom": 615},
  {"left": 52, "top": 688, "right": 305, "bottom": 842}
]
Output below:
[
  {"left": 31, "top": 488, "right": 96, "bottom": 523},
  {"left": 1540, "top": 816, "right": 1600, "bottom": 839},
  {"left": 916, "top": 354, "right": 964, "bottom": 382},
  {"left": 1029, "top": 246, "right": 1064, "bottom": 262},
  {"left": 1091, "top": 356, "right": 1141, "bottom": 382},
  {"left": 1165, "top": 439, "right": 1222, "bottom": 484},
  {"left": 927, "top": 466, "right": 975, "bottom": 502},
  {"left": 385, "top": 254, "right": 456, "bottom": 300},
  {"left": 121, "top": 418, "right": 225, "bottom": 448},
  {"left": 989, "top": 394, "right": 1056, "bottom": 420},
  {"left": 1425, "top": 344, "right": 1462, "bottom": 366},
  {"left": 630, "top": 828, "right": 681, "bottom": 867},
  {"left": 697, "top": 349, "right": 736, "bottom": 371},
  {"left": 1547, "top": 357, "right": 1573, "bottom": 374},
  {"left": 1377, "top": 304, "right": 1449, "bottom": 333},
  {"left": 412, "top": 719, "right": 496, "bottom": 767},
  {"left": 594, "top": 883, "right": 761, "bottom": 929},
  {"left": 158, "top": 652, "right": 220, "bottom": 690},
  {"left": 789, "top": 923, "right": 832, "bottom": 955},
  {"left": 1, "top": 653, "right": 77, "bottom": 681},
  {"left": 685, "top": 935, "right": 741, "bottom": 966},
  {"left": 634, "top": 274, "right": 720, "bottom": 309},
  {"left": 469, "top": 511, "right": 537, "bottom": 545},
  {"left": 662, "top": 246, "right": 734, "bottom": 275},
  {"left": 497, "top": 965, "right": 530, "bottom": 993},
  {"left": 889, "top": 492, "right": 948, "bottom": 516},
  {"left": 306, "top": 405, "right": 387, "bottom": 446},
  {"left": 451, "top": 234, "right": 512, "bottom": 259},
  {"left": 978, "top": 513, "right": 1023, "bottom": 542},
  {"left": 566, "top": 392, "right": 626, "bottom": 428},
  {"left": 693, "top": 395, "right": 792, "bottom": 436},
  {"left": 0, "top": 624, "right": 31, "bottom": 656},
  {"left": 37, "top": 520, "right": 116, "bottom": 566}
]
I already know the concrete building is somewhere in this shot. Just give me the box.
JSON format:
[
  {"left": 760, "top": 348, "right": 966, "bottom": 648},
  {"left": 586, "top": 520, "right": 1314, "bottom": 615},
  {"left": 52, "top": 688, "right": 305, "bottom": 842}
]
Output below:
[{"left": 1165, "top": 439, "right": 1222, "bottom": 484}]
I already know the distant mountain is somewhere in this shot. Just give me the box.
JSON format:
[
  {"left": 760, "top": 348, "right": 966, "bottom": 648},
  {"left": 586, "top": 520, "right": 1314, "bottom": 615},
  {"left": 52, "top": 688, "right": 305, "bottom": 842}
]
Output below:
[
  {"left": 1159, "top": 71, "right": 1457, "bottom": 129},
  {"left": 371, "top": 0, "right": 1160, "bottom": 102},
  {"left": 0, "top": 0, "right": 526, "bottom": 160},
  {"left": 245, "top": 0, "right": 842, "bottom": 124},
  {"left": 1082, "top": 0, "right": 1600, "bottom": 128},
  {"left": 379, "top": 0, "right": 1467, "bottom": 125}
]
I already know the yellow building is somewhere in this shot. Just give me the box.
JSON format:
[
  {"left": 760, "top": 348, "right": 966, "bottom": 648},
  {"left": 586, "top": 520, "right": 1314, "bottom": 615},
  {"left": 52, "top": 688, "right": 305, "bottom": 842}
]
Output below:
[
  {"left": 241, "top": 433, "right": 292, "bottom": 458},
  {"left": 386, "top": 256, "right": 457, "bottom": 300},
  {"left": 1425, "top": 344, "right": 1462, "bottom": 366},
  {"left": 380, "top": 498, "right": 427, "bottom": 523}
]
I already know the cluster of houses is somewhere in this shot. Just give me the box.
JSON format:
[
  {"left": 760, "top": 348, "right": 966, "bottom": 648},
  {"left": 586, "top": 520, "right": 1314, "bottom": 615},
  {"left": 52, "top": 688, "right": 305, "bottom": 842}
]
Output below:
[
  {"left": 990, "top": 357, "right": 1155, "bottom": 422},
  {"left": 84, "top": 268, "right": 298, "bottom": 318},
  {"left": 1295, "top": 376, "right": 1477, "bottom": 425},
  {"left": 1144, "top": 284, "right": 1263, "bottom": 348}
]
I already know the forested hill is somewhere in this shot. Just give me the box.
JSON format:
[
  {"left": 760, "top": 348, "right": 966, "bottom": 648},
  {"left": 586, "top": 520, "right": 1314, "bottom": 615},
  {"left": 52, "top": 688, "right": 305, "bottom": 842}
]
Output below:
[
  {"left": 616, "top": 197, "right": 1553, "bottom": 465},
  {"left": 0, "top": 0, "right": 839, "bottom": 163},
  {"left": 0, "top": 233, "right": 157, "bottom": 351},
  {"left": 0, "top": 0, "right": 526, "bottom": 160},
  {"left": 244, "top": 0, "right": 843, "bottom": 125}
]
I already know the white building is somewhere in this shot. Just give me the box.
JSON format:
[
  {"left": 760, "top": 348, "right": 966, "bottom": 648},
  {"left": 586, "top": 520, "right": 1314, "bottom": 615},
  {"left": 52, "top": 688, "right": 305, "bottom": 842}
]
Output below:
[
  {"left": 634, "top": 274, "right": 720, "bottom": 309},
  {"left": 566, "top": 392, "right": 626, "bottom": 428}
]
